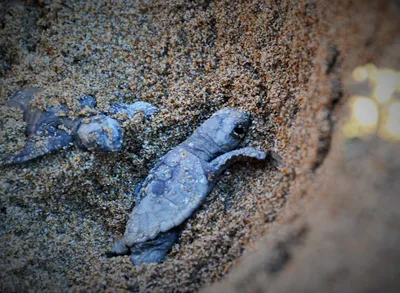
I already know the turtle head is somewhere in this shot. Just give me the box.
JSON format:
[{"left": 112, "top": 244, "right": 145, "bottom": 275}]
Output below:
[
  {"left": 197, "top": 108, "right": 251, "bottom": 153},
  {"left": 76, "top": 115, "right": 123, "bottom": 152}
]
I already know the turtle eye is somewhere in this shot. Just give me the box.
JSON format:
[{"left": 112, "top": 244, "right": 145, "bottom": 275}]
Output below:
[{"left": 233, "top": 125, "right": 245, "bottom": 137}]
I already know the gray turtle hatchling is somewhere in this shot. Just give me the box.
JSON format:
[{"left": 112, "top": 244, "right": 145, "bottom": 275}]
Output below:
[
  {"left": 109, "top": 108, "right": 280, "bottom": 265},
  {"left": 0, "top": 88, "right": 158, "bottom": 165}
]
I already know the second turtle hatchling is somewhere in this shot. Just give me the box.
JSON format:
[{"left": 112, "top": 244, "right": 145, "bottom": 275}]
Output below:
[{"left": 0, "top": 88, "right": 158, "bottom": 164}]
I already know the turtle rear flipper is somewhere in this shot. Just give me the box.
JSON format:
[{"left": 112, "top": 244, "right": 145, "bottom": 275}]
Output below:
[
  {"left": 106, "top": 239, "right": 130, "bottom": 257},
  {"left": 107, "top": 228, "right": 179, "bottom": 265},
  {"left": 0, "top": 130, "right": 72, "bottom": 165},
  {"left": 129, "top": 229, "right": 179, "bottom": 265}
]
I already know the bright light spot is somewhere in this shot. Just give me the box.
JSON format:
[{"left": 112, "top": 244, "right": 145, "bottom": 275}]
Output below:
[
  {"left": 344, "top": 96, "right": 379, "bottom": 138},
  {"left": 365, "top": 63, "right": 379, "bottom": 83},
  {"left": 345, "top": 64, "right": 400, "bottom": 141},
  {"left": 343, "top": 122, "right": 360, "bottom": 138},
  {"left": 372, "top": 69, "right": 398, "bottom": 104},
  {"left": 352, "top": 96, "right": 379, "bottom": 127},
  {"left": 388, "top": 100, "right": 400, "bottom": 117},
  {"left": 379, "top": 100, "right": 400, "bottom": 141},
  {"left": 352, "top": 66, "right": 368, "bottom": 82},
  {"left": 396, "top": 72, "right": 400, "bottom": 93}
]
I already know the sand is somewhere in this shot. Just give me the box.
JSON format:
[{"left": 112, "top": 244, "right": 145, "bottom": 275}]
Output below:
[{"left": 0, "top": 0, "right": 399, "bottom": 292}]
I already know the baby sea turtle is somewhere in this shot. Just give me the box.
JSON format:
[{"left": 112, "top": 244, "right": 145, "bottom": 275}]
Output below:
[
  {"left": 0, "top": 88, "right": 158, "bottom": 165},
  {"left": 109, "top": 108, "right": 280, "bottom": 265}
]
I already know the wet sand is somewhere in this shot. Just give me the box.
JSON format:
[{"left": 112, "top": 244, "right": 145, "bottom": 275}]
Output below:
[{"left": 0, "top": 0, "right": 399, "bottom": 292}]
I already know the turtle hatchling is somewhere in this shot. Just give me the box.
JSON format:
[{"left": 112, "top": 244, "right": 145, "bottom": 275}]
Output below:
[
  {"left": 0, "top": 88, "right": 158, "bottom": 165},
  {"left": 109, "top": 108, "right": 280, "bottom": 265}
]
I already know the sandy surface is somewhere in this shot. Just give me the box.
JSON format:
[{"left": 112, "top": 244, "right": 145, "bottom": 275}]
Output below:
[{"left": 0, "top": 0, "right": 399, "bottom": 292}]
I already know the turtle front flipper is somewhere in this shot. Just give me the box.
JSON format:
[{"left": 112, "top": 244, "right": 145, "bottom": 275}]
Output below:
[
  {"left": 208, "top": 147, "right": 278, "bottom": 178},
  {"left": 0, "top": 129, "right": 73, "bottom": 165}
]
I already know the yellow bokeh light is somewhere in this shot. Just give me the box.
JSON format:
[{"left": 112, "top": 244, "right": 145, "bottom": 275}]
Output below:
[
  {"left": 344, "top": 96, "right": 379, "bottom": 138},
  {"left": 365, "top": 63, "right": 379, "bottom": 83},
  {"left": 388, "top": 100, "right": 400, "bottom": 117},
  {"left": 343, "top": 122, "right": 361, "bottom": 138},
  {"left": 379, "top": 100, "right": 400, "bottom": 141},
  {"left": 345, "top": 64, "right": 400, "bottom": 141},
  {"left": 352, "top": 96, "right": 379, "bottom": 127},
  {"left": 396, "top": 72, "right": 400, "bottom": 93},
  {"left": 372, "top": 69, "right": 398, "bottom": 104},
  {"left": 352, "top": 66, "right": 368, "bottom": 82}
]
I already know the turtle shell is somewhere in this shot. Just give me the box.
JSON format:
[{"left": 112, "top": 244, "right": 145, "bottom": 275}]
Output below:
[{"left": 124, "top": 146, "right": 210, "bottom": 246}]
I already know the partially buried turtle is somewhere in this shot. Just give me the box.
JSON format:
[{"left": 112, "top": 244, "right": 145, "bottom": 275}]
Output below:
[
  {"left": 0, "top": 88, "right": 158, "bottom": 165},
  {"left": 109, "top": 108, "right": 281, "bottom": 265}
]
